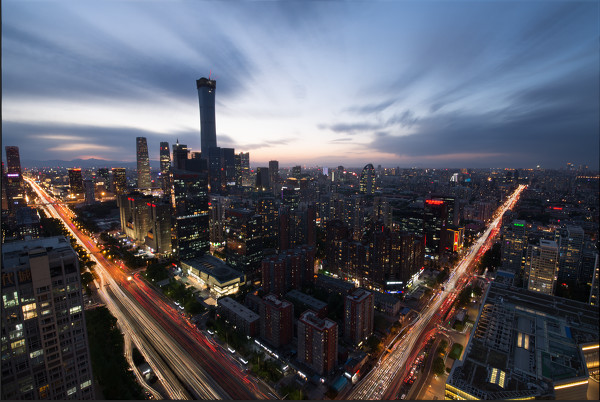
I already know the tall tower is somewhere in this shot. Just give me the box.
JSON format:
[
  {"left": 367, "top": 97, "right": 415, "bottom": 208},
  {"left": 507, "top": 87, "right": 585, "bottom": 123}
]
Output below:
[
  {"left": 159, "top": 142, "right": 172, "bottom": 196},
  {"left": 136, "top": 137, "right": 151, "bottom": 190},
  {"left": 359, "top": 163, "right": 376, "bottom": 194},
  {"left": 197, "top": 77, "right": 217, "bottom": 156},
  {"left": 4, "top": 146, "right": 25, "bottom": 213}
]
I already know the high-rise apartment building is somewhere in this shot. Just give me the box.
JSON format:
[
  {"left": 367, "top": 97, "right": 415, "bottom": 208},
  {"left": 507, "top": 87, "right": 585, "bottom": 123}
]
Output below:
[
  {"left": 297, "top": 311, "right": 338, "bottom": 376},
  {"left": 261, "top": 245, "right": 315, "bottom": 296},
  {"left": 67, "top": 168, "right": 84, "bottom": 197},
  {"left": 159, "top": 142, "right": 172, "bottom": 196},
  {"left": 260, "top": 294, "right": 293, "bottom": 348},
  {"left": 359, "top": 163, "right": 376, "bottom": 194},
  {"left": 197, "top": 77, "right": 217, "bottom": 156},
  {"left": 1, "top": 237, "right": 95, "bottom": 400},
  {"left": 344, "top": 289, "right": 374, "bottom": 346},
  {"left": 136, "top": 137, "right": 151, "bottom": 190},
  {"left": 526, "top": 239, "right": 559, "bottom": 296},
  {"left": 111, "top": 167, "right": 127, "bottom": 195}
]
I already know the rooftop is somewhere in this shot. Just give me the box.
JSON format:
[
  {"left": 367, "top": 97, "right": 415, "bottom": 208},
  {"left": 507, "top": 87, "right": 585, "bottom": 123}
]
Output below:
[
  {"left": 300, "top": 310, "right": 336, "bottom": 330},
  {"left": 182, "top": 255, "right": 244, "bottom": 283}
]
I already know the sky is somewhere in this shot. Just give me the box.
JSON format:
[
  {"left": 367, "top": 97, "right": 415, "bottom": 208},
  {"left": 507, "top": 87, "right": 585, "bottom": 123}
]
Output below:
[{"left": 2, "top": 0, "right": 599, "bottom": 169}]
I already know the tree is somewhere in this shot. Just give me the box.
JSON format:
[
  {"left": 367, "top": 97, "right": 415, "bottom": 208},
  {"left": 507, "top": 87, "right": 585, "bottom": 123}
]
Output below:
[
  {"left": 85, "top": 307, "right": 144, "bottom": 400},
  {"left": 432, "top": 357, "right": 446, "bottom": 376}
]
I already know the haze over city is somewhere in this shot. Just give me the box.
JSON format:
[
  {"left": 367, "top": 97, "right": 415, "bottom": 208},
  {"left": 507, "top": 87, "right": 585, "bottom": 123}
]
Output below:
[{"left": 3, "top": 1, "right": 598, "bottom": 168}]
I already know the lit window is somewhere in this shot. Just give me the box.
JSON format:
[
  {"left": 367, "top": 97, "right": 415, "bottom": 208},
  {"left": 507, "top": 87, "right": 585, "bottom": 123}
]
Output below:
[
  {"left": 22, "top": 303, "right": 38, "bottom": 320},
  {"left": 69, "top": 306, "right": 82, "bottom": 315}
]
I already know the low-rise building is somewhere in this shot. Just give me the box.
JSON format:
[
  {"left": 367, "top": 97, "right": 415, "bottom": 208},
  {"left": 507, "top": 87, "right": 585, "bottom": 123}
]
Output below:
[
  {"left": 182, "top": 255, "right": 245, "bottom": 299},
  {"left": 446, "top": 281, "right": 599, "bottom": 400},
  {"left": 217, "top": 296, "right": 259, "bottom": 336},
  {"left": 285, "top": 289, "right": 328, "bottom": 318}
]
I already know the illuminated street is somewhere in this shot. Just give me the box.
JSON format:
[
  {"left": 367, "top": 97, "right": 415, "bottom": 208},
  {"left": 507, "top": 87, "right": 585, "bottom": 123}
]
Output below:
[
  {"left": 25, "top": 176, "right": 270, "bottom": 400},
  {"left": 347, "top": 185, "right": 526, "bottom": 400}
]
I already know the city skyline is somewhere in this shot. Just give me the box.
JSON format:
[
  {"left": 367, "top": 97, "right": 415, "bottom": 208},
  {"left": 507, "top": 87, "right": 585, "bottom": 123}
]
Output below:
[{"left": 2, "top": 1, "right": 599, "bottom": 168}]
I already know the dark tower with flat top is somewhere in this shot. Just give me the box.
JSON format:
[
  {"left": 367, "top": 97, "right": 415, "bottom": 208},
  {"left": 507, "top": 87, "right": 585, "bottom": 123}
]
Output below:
[{"left": 197, "top": 77, "right": 217, "bottom": 156}]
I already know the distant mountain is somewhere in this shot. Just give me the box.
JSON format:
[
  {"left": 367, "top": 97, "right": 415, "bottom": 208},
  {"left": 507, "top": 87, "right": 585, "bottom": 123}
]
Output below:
[{"left": 22, "top": 158, "right": 160, "bottom": 169}]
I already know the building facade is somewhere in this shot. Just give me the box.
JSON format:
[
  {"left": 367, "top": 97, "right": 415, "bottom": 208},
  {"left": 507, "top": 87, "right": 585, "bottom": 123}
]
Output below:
[
  {"left": 136, "top": 137, "right": 151, "bottom": 190},
  {"left": 197, "top": 77, "right": 217, "bottom": 156},
  {"left": 260, "top": 294, "right": 293, "bottom": 348},
  {"left": 297, "top": 310, "right": 338, "bottom": 376},
  {"left": 1, "top": 237, "right": 95, "bottom": 400},
  {"left": 343, "top": 289, "right": 374, "bottom": 346}
]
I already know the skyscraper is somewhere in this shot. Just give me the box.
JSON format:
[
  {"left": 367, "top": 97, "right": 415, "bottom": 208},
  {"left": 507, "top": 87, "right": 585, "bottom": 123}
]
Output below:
[
  {"left": 255, "top": 167, "right": 270, "bottom": 191},
  {"left": 159, "top": 142, "right": 172, "bottom": 196},
  {"left": 359, "top": 163, "right": 376, "bottom": 194},
  {"left": 111, "top": 167, "right": 127, "bottom": 195},
  {"left": 4, "top": 146, "right": 25, "bottom": 213},
  {"left": 239, "top": 152, "right": 250, "bottom": 186},
  {"left": 269, "top": 160, "right": 279, "bottom": 187},
  {"left": 197, "top": 77, "right": 217, "bottom": 156},
  {"left": 173, "top": 168, "right": 209, "bottom": 260},
  {"left": 67, "top": 168, "right": 84, "bottom": 196},
  {"left": 136, "top": 137, "right": 151, "bottom": 190},
  {"left": 1, "top": 237, "right": 95, "bottom": 400},
  {"left": 172, "top": 140, "right": 189, "bottom": 170}
]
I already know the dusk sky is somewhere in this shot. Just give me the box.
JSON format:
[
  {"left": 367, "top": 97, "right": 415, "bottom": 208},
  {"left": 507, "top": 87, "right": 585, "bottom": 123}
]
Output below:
[{"left": 2, "top": 1, "right": 598, "bottom": 169}]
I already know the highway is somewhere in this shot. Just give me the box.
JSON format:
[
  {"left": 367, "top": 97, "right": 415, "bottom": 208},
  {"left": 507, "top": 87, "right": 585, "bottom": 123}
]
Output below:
[
  {"left": 25, "top": 177, "right": 270, "bottom": 400},
  {"left": 347, "top": 184, "right": 526, "bottom": 400}
]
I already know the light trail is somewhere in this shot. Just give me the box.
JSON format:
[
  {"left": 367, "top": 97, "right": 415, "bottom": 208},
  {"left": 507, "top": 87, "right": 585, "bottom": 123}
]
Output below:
[{"left": 348, "top": 185, "right": 526, "bottom": 400}]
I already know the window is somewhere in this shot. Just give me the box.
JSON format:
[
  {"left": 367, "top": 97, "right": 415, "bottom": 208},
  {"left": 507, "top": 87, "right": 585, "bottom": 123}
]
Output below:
[
  {"left": 22, "top": 303, "right": 38, "bottom": 320},
  {"left": 69, "top": 306, "right": 82, "bottom": 315},
  {"left": 3, "top": 292, "right": 19, "bottom": 308}
]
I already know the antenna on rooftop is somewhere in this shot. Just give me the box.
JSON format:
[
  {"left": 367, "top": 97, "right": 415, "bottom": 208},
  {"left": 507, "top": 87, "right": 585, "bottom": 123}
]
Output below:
[{"left": 208, "top": 70, "right": 212, "bottom": 80}]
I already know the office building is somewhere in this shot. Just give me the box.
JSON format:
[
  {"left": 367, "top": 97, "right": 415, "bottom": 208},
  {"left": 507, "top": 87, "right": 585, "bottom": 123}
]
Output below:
[
  {"left": 67, "top": 168, "right": 84, "bottom": 197},
  {"left": 173, "top": 168, "right": 210, "bottom": 260},
  {"left": 557, "top": 225, "right": 584, "bottom": 282},
  {"left": 359, "top": 163, "right": 376, "bottom": 194},
  {"left": 446, "top": 280, "right": 598, "bottom": 400},
  {"left": 224, "top": 208, "right": 263, "bottom": 281},
  {"left": 15, "top": 207, "right": 42, "bottom": 240},
  {"left": 144, "top": 201, "right": 172, "bottom": 255},
  {"left": 344, "top": 289, "right": 374, "bottom": 346},
  {"left": 4, "top": 147, "right": 25, "bottom": 215},
  {"left": 525, "top": 239, "right": 558, "bottom": 296},
  {"left": 159, "top": 142, "right": 172, "bottom": 196},
  {"left": 197, "top": 77, "right": 217, "bottom": 156},
  {"left": 83, "top": 179, "right": 95, "bottom": 205},
  {"left": 269, "top": 160, "right": 279, "bottom": 187},
  {"left": 297, "top": 311, "right": 338, "bottom": 376},
  {"left": 96, "top": 168, "right": 110, "bottom": 184},
  {"left": 239, "top": 152, "right": 250, "bottom": 186},
  {"left": 136, "top": 137, "right": 151, "bottom": 190},
  {"left": 279, "top": 204, "right": 316, "bottom": 251},
  {"left": 208, "top": 147, "right": 236, "bottom": 194},
  {"left": 172, "top": 140, "right": 189, "bottom": 170},
  {"left": 260, "top": 294, "right": 293, "bottom": 348},
  {"left": 255, "top": 167, "right": 270, "bottom": 191},
  {"left": 501, "top": 220, "right": 528, "bottom": 274},
  {"left": 1, "top": 236, "right": 95, "bottom": 400},
  {"left": 182, "top": 255, "right": 245, "bottom": 299},
  {"left": 423, "top": 198, "right": 448, "bottom": 257},
  {"left": 111, "top": 167, "right": 127, "bottom": 195},
  {"left": 217, "top": 296, "right": 259, "bottom": 336}
]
